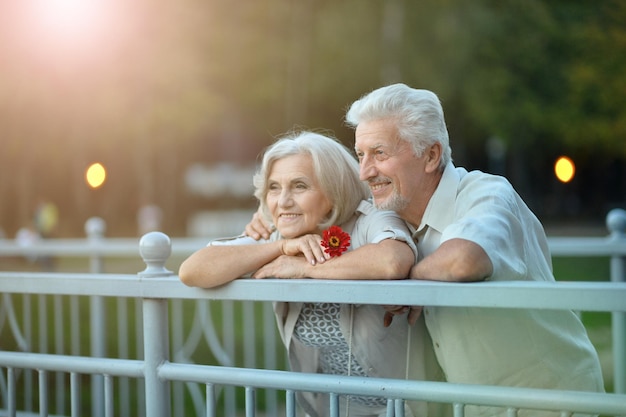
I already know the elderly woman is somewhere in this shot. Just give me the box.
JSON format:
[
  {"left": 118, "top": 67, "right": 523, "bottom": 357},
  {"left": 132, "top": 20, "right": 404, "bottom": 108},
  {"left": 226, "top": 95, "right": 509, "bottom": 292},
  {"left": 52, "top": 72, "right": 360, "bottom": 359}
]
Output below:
[{"left": 179, "top": 131, "right": 447, "bottom": 417}]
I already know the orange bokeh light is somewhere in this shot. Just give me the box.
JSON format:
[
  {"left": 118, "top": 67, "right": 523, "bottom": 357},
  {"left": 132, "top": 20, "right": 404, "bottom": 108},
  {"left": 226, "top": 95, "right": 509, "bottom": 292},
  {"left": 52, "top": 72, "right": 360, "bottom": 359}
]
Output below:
[
  {"left": 86, "top": 163, "right": 106, "bottom": 189},
  {"left": 554, "top": 156, "right": 575, "bottom": 183}
]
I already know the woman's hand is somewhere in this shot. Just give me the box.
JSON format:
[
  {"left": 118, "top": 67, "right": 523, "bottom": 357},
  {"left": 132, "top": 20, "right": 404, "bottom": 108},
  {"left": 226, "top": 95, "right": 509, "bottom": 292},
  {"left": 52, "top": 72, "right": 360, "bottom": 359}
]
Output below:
[
  {"left": 253, "top": 255, "right": 310, "bottom": 279},
  {"left": 280, "top": 234, "right": 329, "bottom": 265}
]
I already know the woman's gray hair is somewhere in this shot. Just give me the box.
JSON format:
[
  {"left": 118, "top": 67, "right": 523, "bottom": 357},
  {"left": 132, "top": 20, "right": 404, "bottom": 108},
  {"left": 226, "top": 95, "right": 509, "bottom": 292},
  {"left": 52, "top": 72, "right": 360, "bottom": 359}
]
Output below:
[
  {"left": 253, "top": 131, "right": 370, "bottom": 230},
  {"left": 345, "top": 83, "right": 452, "bottom": 170}
]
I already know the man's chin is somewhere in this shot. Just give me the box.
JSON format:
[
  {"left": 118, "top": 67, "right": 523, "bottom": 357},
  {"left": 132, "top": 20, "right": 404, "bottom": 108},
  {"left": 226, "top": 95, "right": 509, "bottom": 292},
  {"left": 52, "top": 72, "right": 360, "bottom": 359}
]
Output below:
[{"left": 373, "top": 195, "right": 409, "bottom": 213}]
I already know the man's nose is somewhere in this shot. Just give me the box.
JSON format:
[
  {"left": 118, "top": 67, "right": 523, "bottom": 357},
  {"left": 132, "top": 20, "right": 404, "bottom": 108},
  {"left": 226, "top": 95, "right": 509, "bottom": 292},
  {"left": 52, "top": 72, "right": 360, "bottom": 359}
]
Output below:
[{"left": 359, "top": 156, "right": 376, "bottom": 181}]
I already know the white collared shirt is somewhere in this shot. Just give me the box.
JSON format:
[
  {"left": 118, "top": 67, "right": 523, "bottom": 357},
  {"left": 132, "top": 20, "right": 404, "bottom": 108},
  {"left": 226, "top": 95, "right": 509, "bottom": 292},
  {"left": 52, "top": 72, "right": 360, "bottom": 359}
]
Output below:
[{"left": 413, "top": 163, "right": 604, "bottom": 417}]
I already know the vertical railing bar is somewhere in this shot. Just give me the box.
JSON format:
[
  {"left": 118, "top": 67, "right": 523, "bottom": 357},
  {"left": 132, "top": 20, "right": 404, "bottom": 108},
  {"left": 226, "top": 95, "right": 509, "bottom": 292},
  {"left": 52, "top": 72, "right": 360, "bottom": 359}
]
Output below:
[
  {"left": 243, "top": 302, "right": 256, "bottom": 369},
  {"left": 38, "top": 294, "right": 47, "bottom": 353},
  {"left": 38, "top": 369, "right": 48, "bottom": 417},
  {"left": 143, "top": 298, "right": 171, "bottom": 417},
  {"left": 117, "top": 297, "right": 130, "bottom": 417},
  {"left": 506, "top": 407, "right": 518, "bottom": 417},
  {"left": 104, "top": 374, "right": 114, "bottom": 417},
  {"left": 54, "top": 294, "right": 65, "bottom": 416},
  {"left": 262, "top": 302, "right": 278, "bottom": 415},
  {"left": 139, "top": 231, "right": 174, "bottom": 417},
  {"left": 453, "top": 403, "right": 465, "bottom": 417},
  {"left": 23, "top": 294, "right": 33, "bottom": 413},
  {"left": 608, "top": 208, "right": 626, "bottom": 394},
  {"left": 135, "top": 298, "right": 146, "bottom": 417},
  {"left": 395, "top": 398, "right": 405, "bottom": 417},
  {"left": 611, "top": 251, "right": 626, "bottom": 394},
  {"left": 8, "top": 367, "right": 16, "bottom": 417},
  {"left": 245, "top": 386, "right": 256, "bottom": 417},
  {"left": 70, "top": 372, "right": 80, "bottom": 417},
  {"left": 223, "top": 300, "right": 236, "bottom": 416},
  {"left": 386, "top": 398, "right": 394, "bottom": 417},
  {"left": 90, "top": 295, "right": 106, "bottom": 417},
  {"left": 86, "top": 216, "right": 106, "bottom": 417},
  {"left": 286, "top": 390, "right": 296, "bottom": 417},
  {"left": 329, "top": 392, "right": 339, "bottom": 417},
  {"left": 171, "top": 299, "right": 184, "bottom": 417},
  {"left": 206, "top": 383, "right": 216, "bottom": 417},
  {"left": 70, "top": 295, "right": 80, "bottom": 355}
]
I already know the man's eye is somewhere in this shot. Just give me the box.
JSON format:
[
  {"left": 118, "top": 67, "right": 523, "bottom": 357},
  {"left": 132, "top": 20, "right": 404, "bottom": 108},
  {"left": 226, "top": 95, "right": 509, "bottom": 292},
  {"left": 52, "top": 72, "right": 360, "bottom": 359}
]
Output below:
[{"left": 375, "top": 150, "right": 388, "bottom": 160}]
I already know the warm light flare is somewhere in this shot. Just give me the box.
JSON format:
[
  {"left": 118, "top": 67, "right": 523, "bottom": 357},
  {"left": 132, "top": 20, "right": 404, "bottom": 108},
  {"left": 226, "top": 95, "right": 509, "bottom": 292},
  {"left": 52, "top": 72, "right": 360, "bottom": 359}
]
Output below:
[
  {"left": 554, "top": 156, "right": 575, "bottom": 183},
  {"left": 86, "top": 163, "right": 106, "bottom": 189},
  {"left": 33, "top": 0, "right": 101, "bottom": 38}
]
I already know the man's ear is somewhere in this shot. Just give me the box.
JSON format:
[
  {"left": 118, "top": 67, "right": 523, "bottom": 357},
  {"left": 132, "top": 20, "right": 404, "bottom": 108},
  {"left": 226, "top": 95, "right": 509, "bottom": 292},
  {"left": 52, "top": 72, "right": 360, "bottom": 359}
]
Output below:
[{"left": 425, "top": 143, "right": 442, "bottom": 173}]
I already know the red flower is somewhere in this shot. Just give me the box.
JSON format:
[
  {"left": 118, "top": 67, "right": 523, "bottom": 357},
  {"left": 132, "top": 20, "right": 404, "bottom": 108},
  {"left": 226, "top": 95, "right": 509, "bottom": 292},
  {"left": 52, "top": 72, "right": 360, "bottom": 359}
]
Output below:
[{"left": 321, "top": 225, "right": 351, "bottom": 258}]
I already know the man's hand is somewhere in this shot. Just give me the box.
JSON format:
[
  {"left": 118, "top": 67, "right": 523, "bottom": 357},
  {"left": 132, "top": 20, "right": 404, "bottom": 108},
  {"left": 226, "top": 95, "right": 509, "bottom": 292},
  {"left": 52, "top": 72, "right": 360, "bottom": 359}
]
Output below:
[
  {"left": 383, "top": 305, "right": 423, "bottom": 327},
  {"left": 244, "top": 209, "right": 274, "bottom": 240}
]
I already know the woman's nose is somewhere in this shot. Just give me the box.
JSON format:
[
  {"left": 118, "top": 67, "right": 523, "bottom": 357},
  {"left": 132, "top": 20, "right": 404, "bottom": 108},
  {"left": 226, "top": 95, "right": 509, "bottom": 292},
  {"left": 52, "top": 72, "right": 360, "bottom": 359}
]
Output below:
[{"left": 278, "top": 189, "right": 293, "bottom": 206}]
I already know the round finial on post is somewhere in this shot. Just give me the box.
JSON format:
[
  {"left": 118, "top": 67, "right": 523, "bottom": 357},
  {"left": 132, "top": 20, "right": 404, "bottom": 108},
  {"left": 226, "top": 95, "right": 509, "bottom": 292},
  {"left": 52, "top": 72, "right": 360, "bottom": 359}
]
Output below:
[
  {"left": 85, "top": 217, "right": 106, "bottom": 239},
  {"left": 607, "top": 208, "right": 626, "bottom": 237},
  {"left": 139, "top": 231, "right": 173, "bottom": 277}
]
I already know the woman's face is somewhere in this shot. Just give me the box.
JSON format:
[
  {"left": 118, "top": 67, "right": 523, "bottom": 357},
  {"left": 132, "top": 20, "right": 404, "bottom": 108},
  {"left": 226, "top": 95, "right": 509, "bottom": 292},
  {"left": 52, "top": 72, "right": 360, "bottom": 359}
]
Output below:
[{"left": 266, "top": 154, "right": 333, "bottom": 239}]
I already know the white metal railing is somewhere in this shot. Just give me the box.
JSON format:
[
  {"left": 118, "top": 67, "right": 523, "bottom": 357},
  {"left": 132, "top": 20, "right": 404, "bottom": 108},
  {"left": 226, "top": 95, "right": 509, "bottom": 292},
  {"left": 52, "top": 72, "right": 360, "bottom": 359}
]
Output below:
[
  {"left": 1, "top": 232, "right": 626, "bottom": 417},
  {"left": 0, "top": 208, "right": 625, "bottom": 417}
]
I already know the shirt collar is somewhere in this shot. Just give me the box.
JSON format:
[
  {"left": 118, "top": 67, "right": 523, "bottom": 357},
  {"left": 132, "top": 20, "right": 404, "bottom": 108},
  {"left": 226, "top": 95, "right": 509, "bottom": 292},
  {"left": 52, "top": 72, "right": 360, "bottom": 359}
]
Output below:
[{"left": 413, "top": 162, "right": 459, "bottom": 236}]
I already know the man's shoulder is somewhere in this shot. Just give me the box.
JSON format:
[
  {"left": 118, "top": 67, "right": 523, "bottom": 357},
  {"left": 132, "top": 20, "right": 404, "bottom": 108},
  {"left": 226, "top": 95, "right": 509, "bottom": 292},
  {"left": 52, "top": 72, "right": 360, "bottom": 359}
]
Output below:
[{"left": 457, "top": 168, "right": 515, "bottom": 194}]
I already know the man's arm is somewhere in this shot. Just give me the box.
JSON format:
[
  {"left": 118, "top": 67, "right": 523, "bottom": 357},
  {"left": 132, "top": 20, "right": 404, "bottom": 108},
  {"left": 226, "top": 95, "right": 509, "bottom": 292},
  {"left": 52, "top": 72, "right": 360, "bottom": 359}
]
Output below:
[{"left": 410, "top": 238, "right": 493, "bottom": 282}]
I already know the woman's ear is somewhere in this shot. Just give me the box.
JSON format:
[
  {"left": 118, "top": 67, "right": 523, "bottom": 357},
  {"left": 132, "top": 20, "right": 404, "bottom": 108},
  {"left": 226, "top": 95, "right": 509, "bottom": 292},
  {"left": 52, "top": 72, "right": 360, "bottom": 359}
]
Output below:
[{"left": 425, "top": 143, "right": 442, "bottom": 173}]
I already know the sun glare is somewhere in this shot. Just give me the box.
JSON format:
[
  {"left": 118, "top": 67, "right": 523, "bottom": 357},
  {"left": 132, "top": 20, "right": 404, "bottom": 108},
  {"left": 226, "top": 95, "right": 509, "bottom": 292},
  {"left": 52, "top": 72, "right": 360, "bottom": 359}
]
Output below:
[
  {"left": 24, "top": 0, "right": 114, "bottom": 49},
  {"left": 35, "top": 0, "right": 99, "bottom": 33},
  {"left": 554, "top": 156, "right": 575, "bottom": 183},
  {"left": 86, "top": 163, "right": 107, "bottom": 189}
]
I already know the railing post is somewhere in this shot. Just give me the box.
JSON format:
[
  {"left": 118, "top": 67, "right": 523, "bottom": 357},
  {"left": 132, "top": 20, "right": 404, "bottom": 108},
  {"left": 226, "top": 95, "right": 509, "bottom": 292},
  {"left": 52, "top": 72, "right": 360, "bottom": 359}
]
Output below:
[
  {"left": 139, "top": 231, "right": 173, "bottom": 417},
  {"left": 85, "top": 217, "right": 106, "bottom": 417},
  {"left": 607, "top": 208, "right": 626, "bottom": 394}
]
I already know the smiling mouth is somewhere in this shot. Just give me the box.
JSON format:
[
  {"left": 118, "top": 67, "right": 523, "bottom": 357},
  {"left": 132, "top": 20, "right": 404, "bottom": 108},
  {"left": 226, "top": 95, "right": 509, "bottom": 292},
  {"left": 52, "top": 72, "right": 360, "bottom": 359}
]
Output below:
[
  {"left": 279, "top": 213, "right": 301, "bottom": 219},
  {"left": 369, "top": 179, "right": 391, "bottom": 192}
]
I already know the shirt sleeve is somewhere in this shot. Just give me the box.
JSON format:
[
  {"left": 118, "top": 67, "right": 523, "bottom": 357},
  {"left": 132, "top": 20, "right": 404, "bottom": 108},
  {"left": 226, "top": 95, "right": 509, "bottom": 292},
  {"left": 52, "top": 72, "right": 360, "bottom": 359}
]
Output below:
[
  {"left": 208, "top": 234, "right": 270, "bottom": 246},
  {"left": 352, "top": 201, "right": 418, "bottom": 261},
  {"left": 439, "top": 174, "right": 546, "bottom": 281}
]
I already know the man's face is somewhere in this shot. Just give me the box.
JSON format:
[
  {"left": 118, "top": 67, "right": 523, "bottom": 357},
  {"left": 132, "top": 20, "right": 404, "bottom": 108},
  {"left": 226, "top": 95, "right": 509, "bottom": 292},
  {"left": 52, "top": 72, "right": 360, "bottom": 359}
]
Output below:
[{"left": 354, "top": 118, "right": 427, "bottom": 219}]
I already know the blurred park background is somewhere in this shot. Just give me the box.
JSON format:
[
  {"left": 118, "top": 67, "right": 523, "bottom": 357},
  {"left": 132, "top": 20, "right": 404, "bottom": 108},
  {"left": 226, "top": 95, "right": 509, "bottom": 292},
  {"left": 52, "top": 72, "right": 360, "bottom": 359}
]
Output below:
[{"left": 1, "top": 0, "right": 625, "bottom": 238}]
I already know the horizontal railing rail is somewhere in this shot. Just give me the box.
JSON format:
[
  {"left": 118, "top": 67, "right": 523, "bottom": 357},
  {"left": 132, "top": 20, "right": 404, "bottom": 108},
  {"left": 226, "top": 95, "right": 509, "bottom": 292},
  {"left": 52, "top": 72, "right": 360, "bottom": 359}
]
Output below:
[
  {"left": 0, "top": 272, "right": 624, "bottom": 311},
  {"left": 1, "top": 209, "right": 626, "bottom": 262},
  {"left": 2, "top": 351, "right": 626, "bottom": 417}
]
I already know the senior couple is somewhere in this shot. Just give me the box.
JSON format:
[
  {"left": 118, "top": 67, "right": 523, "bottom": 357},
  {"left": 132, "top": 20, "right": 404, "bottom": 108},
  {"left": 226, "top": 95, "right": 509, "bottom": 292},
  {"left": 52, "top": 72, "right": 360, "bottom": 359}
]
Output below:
[{"left": 179, "top": 84, "right": 604, "bottom": 417}]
